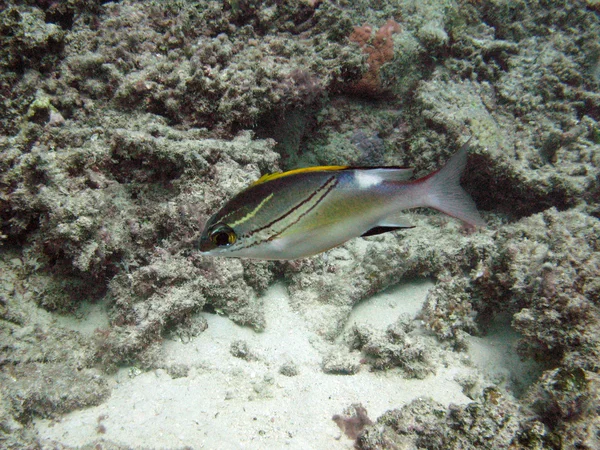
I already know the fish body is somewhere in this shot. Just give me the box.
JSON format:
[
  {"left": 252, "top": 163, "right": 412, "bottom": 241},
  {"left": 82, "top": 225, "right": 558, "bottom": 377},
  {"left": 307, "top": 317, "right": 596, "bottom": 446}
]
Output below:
[{"left": 199, "top": 141, "right": 484, "bottom": 260}]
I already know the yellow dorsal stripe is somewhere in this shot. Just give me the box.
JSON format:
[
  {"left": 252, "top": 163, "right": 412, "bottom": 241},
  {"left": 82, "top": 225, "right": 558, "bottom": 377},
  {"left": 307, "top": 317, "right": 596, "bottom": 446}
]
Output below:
[{"left": 251, "top": 166, "right": 348, "bottom": 187}]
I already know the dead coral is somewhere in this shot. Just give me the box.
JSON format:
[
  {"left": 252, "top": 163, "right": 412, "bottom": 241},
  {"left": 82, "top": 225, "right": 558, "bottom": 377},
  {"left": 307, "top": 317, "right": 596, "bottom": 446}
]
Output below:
[
  {"left": 420, "top": 277, "right": 478, "bottom": 349},
  {"left": 473, "top": 208, "right": 600, "bottom": 370},
  {"left": 2, "top": 363, "right": 109, "bottom": 422},
  {"left": 230, "top": 339, "right": 257, "bottom": 361},
  {"left": 321, "top": 349, "right": 361, "bottom": 375},
  {"left": 526, "top": 368, "right": 595, "bottom": 427},
  {"left": 1, "top": 110, "right": 278, "bottom": 338},
  {"left": 0, "top": 252, "right": 109, "bottom": 440},
  {"left": 55, "top": 1, "right": 359, "bottom": 131},
  {"left": 520, "top": 368, "right": 600, "bottom": 448},
  {"left": 347, "top": 316, "right": 435, "bottom": 379},
  {"left": 97, "top": 252, "right": 264, "bottom": 371},
  {"left": 357, "top": 389, "right": 522, "bottom": 450},
  {"left": 0, "top": 5, "right": 66, "bottom": 134},
  {"left": 1, "top": 112, "right": 279, "bottom": 372},
  {"left": 279, "top": 360, "right": 299, "bottom": 377}
]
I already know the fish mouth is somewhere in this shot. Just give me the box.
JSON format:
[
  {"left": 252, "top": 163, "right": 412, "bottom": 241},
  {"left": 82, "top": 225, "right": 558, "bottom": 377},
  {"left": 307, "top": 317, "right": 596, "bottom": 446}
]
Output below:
[
  {"left": 198, "top": 237, "right": 232, "bottom": 255},
  {"left": 198, "top": 236, "right": 214, "bottom": 253}
]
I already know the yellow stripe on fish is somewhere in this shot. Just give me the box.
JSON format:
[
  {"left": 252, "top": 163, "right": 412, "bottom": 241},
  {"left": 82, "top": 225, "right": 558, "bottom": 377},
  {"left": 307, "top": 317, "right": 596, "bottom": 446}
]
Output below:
[{"left": 250, "top": 165, "right": 349, "bottom": 187}]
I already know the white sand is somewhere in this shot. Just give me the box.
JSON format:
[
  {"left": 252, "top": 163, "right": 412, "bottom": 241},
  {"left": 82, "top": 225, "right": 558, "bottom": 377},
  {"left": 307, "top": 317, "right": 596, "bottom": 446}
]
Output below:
[
  {"left": 465, "top": 312, "right": 543, "bottom": 397},
  {"left": 341, "top": 279, "right": 434, "bottom": 335},
  {"left": 35, "top": 281, "right": 480, "bottom": 449}
]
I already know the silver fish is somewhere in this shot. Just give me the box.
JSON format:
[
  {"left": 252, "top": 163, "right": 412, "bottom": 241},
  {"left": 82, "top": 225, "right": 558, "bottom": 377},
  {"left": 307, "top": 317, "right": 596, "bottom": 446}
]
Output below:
[{"left": 199, "top": 140, "right": 485, "bottom": 260}]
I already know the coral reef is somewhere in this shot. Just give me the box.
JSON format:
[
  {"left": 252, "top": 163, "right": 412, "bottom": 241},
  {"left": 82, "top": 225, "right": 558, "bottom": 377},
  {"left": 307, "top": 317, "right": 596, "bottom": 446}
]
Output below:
[{"left": 0, "top": 0, "right": 599, "bottom": 448}]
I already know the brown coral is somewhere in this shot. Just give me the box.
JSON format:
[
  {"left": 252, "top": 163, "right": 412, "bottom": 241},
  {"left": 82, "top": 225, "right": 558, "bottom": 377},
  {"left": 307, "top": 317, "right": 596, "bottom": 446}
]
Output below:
[{"left": 347, "top": 19, "right": 401, "bottom": 97}]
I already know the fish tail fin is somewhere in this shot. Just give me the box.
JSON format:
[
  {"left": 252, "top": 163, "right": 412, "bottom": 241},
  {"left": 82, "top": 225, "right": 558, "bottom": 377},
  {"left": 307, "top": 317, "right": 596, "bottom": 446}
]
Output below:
[{"left": 420, "top": 139, "right": 486, "bottom": 227}]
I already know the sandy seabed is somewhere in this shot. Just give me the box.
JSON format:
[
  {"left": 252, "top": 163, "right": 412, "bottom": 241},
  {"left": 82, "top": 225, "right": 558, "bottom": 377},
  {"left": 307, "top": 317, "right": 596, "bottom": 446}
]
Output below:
[{"left": 34, "top": 280, "right": 531, "bottom": 449}]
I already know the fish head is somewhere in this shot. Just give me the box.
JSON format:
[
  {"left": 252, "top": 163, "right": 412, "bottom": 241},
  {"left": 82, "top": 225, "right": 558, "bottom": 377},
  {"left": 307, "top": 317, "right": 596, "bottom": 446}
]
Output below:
[
  {"left": 199, "top": 208, "right": 299, "bottom": 259},
  {"left": 198, "top": 213, "right": 241, "bottom": 256}
]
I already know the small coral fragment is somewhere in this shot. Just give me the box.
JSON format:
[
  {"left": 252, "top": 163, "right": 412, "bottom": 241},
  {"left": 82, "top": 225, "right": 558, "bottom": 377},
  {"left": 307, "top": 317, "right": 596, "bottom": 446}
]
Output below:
[{"left": 333, "top": 403, "right": 374, "bottom": 440}]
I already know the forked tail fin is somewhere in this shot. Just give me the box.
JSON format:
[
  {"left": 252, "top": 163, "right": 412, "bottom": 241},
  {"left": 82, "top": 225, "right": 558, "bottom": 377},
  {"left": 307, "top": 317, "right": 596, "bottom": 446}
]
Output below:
[{"left": 421, "top": 139, "right": 485, "bottom": 227}]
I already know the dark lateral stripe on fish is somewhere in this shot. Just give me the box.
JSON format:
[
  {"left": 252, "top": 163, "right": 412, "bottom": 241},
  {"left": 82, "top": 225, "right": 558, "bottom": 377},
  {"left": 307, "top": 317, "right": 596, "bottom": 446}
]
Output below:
[
  {"left": 246, "top": 176, "right": 336, "bottom": 237},
  {"left": 266, "top": 176, "right": 339, "bottom": 242},
  {"left": 238, "top": 176, "right": 338, "bottom": 250}
]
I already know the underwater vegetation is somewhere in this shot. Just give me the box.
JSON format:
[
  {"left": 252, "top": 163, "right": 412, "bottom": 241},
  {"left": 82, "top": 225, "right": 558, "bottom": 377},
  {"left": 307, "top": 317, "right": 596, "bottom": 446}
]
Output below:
[{"left": 1, "top": 0, "right": 600, "bottom": 448}]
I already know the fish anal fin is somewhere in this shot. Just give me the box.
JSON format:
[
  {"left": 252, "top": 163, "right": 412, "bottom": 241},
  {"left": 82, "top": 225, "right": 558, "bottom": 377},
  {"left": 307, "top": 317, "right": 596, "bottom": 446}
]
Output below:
[
  {"left": 362, "top": 214, "right": 415, "bottom": 237},
  {"left": 378, "top": 213, "right": 414, "bottom": 229}
]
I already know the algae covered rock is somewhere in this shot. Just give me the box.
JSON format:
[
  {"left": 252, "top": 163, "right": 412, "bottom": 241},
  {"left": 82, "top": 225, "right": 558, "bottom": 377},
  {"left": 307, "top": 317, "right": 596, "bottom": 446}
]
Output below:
[
  {"left": 474, "top": 207, "right": 600, "bottom": 370},
  {"left": 54, "top": 0, "right": 360, "bottom": 131},
  {"left": 356, "top": 389, "right": 522, "bottom": 450}
]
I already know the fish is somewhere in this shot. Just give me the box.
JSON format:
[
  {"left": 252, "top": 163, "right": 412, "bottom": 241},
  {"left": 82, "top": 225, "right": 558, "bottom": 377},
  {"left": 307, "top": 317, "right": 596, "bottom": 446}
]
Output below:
[{"left": 198, "top": 140, "right": 485, "bottom": 260}]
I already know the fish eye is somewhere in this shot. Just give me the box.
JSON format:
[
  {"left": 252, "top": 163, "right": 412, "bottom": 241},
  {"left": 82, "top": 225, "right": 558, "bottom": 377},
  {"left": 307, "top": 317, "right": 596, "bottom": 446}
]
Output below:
[{"left": 210, "top": 225, "right": 236, "bottom": 247}]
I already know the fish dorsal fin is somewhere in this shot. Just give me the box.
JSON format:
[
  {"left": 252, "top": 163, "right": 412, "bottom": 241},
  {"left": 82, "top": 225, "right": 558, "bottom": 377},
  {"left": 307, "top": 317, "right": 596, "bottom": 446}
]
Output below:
[
  {"left": 251, "top": 166, "right": 348, "bottom": 187},
  {"left": 355, "top": 167, "right": 414, "bottom": 182},
  {"left": 251, "top": 166, "right": 413, "bottom": 187}
]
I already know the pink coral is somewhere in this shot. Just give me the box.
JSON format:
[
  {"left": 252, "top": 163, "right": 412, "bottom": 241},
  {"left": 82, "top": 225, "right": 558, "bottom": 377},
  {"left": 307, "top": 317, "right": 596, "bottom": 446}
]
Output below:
[{"left": 347, "top": 19, "right": 401, "bottom": 96}]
